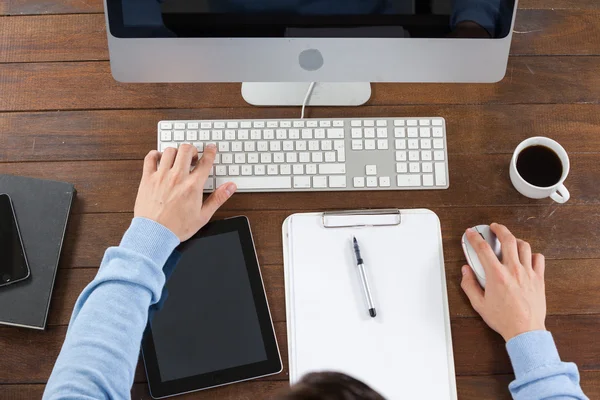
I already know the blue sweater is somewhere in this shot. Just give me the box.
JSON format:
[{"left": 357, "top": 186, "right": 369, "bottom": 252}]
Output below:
[{"left": 43, "top": 218, "right": 588, "bottom": 400}]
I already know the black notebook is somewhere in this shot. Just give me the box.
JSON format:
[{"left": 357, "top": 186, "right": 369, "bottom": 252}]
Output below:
[{"left": 0, "top": 175, "right": 75, "bottom": 329}]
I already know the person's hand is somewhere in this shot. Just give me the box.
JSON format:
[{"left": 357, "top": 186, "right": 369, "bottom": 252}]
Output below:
[
  {"left": 134, "top": 144, "right": 236, "bottom": 241},
  {"left": 460, "top": 223, "right": 547, "bottom": 341}
]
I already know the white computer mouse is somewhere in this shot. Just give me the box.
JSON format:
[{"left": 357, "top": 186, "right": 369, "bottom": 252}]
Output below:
[{"left": 461, "top": 224, "right": 502, "bottom": 288}]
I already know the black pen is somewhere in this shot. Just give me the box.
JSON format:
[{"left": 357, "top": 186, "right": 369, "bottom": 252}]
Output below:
[{"left": 352, "top": 236, "right": 377, "bottom": 318}]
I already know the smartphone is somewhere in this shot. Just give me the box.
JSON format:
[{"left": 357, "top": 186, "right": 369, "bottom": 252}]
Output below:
[{"left": 0, "top": 194, "right": 31, "bottom": 287}]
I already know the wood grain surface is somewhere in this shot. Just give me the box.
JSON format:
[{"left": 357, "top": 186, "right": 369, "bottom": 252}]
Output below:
[{"left": 1, "top": 0, "right": 599, "bottom": 398}]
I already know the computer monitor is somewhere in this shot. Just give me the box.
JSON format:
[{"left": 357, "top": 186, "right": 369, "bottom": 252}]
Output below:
[{"left": 103, "top": 0, "right": 517, "bottom": 106}]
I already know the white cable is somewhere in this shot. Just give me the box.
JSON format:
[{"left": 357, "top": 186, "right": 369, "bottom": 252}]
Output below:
[{"left": 300, "top": 82, "right": 316, "bottom": 119}]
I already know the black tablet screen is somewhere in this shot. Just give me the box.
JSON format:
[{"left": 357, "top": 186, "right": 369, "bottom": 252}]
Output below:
[{"left": 149, "top": 231, "right": 267, "bottom": 382}]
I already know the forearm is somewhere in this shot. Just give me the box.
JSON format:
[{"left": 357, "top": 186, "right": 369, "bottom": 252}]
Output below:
[
  {"left": 43, "top": 218, "right": 179, "bottom": 400},
  {"left": 507, "top": 330, "right": 588, "bottom": 400}
]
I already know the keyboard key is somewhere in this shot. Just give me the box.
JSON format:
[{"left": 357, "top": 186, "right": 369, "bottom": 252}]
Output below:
[
  {"left": 253, "top": 121, "right": 265, "bottom": 128},
  {"left": 334, "top": 140, "right": 345, "bottom": 150},
  {"left": 313, "top": 176, "right": 327, "bottom": 188},
  {"left": 433, "top": 127, "right": 444, "bottom": 137},
  {"left": 327, "top": 128, "right": 344, "bottom": 139},
  {"left": 325, "top": 152, "right": 336, "bottom": 162},
  {"left": 293, "top": 164, "right": 304, "bottom": 175},
  {"left": 353, "top": 177, "right": 365, "bottom": 187},
  {"left": 201, "top": 122, "right": 212, "bottom": 129},
  {"left": 422, "top": 162, "right": 433, "bottom": 173},
  {"left": 215, "top": 166, "right": 227, "bottom": 176},
  {"left": 419, "top": 119, "right": 430, "bottom": 126},
  {"left": 351, "top": 128, "right": 362, "bottom": 138},
  {"left": 407, "top": 120, "right": 418, "bottom": 126},
  {"left": 394, "top": 128, "right": 406, "bottom": 138},
  {"left": 376, "top": 128, "right": 388, "bottom": 138},
  {"left": 280, "top": 121, "right": 292, "bottom": 128},
  {"left": 434, "top": 151, "right": 445, "bottom": 161},
  {"left": 160, "top": 122, "right": 173, "bottom": 130},
  {"left": 408, "top": 128, "right": 418, "bottom": 137},
  {"left": 235, "top": 153, "right": 246, "bottom": 164},
  {"left": 260, "top": 153, "right": 272, "bottom": 163},
  {"left": 238, "top": 130, "right": 249, "bottom": 140},
  {"left": 217, "top": 176, "right": 292, "bottom": 189},
  {"left": 312, "top": 152, "right": 323, "bottom": 163},
  {"left": 333, "top": 120, "right": 344, "bottom": 127},
  {"left": 364, "top": 128, "right": 375, "bottom": 138},
  {"left": 222, "top": 154, "right": 233, "bottom": 164},
  {"left": 421, "top": 150, "right": 432, "bottom": 161},
  {"left": 408, "top": 139, "right": 419, "bottom": 149},
  {"left": 160, "top": 142, "right": 177, "bottom": 152},
  {"left": 395, "top": 139, "right": 407, "bottom": 150},
  {"left": 241, "top": 165, "right": 252, "bottom": 175},
  {"left": 225, "top": 130, "right": 236, "bottom": 140},
  {"left": 160, "top": 130, "right": 172, "bottom": 141},
  {"left": 351, "top": 120, "right": 362, "bottom": 127},
  {"left": 240, "top": 121, "right": 252, "bottom": 128},
  {"left": 228, "top": 165, "right": 240, "bottom": 176},
  {"left": 379, "top": 176, "right": 391, "bottom": 187},
  {"left": 280, "top": 164, "right": 291, "bottom": 175},
  {"left": 366, "top": 177, "right": 378, "bottom": 187},
  {"left": 421, "top": 139, "right": 432, "bottom": 149},
  {"left": 314, "top": 129, "right": 326, "bottom": 139},
  {"left": 283, "top": 141, "right": 294, "bottom": 151},
  {"left": 435, "top": 163, "right": 447, "bottom": 186},
  {"left": 319, "top": 120, "right": 332, "bottom": 127},
  {"left": 329, "top": 176, "right": 347, "bottom": 188},
  {"left": 395, "top": 151, "right": 407, "bottom": 161},
  {"left": 364, "top": 140, "right": 376, "bottom": 150},
  {"left": 409, "top": 163, "right": 420, "bottom": 173},
  {"left": 174, "top": 130, "right": 185, "bottom": 141},
  {"left": 306, "top": 164, "right": 317, "bottom": 174},
  {"left": 199, "top": 130, "right": 210, "bottom": 140},
  {"left": 293, "top": 121, "right": 304, "bottom": 128},
  {"left": 352, "top": 140, "right": 363, "bottom": 150},
  {"left": 212, "top": 130, "right": 223, "bottom": 140},
  {"left": 377, "top": 139, "right": 388, "bottom": 150},
  {"left": 433, "top": 139, "right": 444, "bottom": 149},
  {"left": 364, "top": 120, "right": 374, "bottom": 127},
  {"left": 423, "top": 174, "right": 434, "bottom": 187},
  {"left": 270, "top": 141, "right": 281, "bottom": 151},
  {"left": 204, "top": 178, "right": 215, "bottom": 190},
  {"left": 337, "top": 148, "right": 346, "bottom": 162},
  {"left": 307, "top": 121, "right": 318, "bottom": 128},
  {"left": 244, "top": 142, "right": 256, "bottom": 152},
  {"left": 294, "top": 176, "right": 310, "bottom": 189},
  {"left": 286, "top": 153, "right": 298, "bottom": 163},
  {"left": 214, "top": 122, "right": 226, "bottom": 129},
  {"left": 274, "top": 153, "right": 285, "bottom": 163},
  {"left": 218, "top": 142, "right": 229, "bottom": 152},
  {"left": 309, "top": 140, "right": 320, "bottom": 151},
  {"left": 255, "top": 165, "right": 266, "bottom": 175},
  {"left": 299, "top": 152, "right": 311, "bottom": 163},
  {"left": 302, "top": 129, "right": 313, "bottom": 139},
  {"left": 257, "top": 141, "right": 268, "bottom": 152},
  {"left": 409, "top": 151, "right": 420, "bottom": 161},
  {"left": 193, "top": 142, "right": 204, "bottom": 152},
  {"left": 321, "top": 140, "right": 332, "bottom": 151},
  {"left": 396, "top": 163, "right": 408, "bottom": 173},
  {"left": 263, "top": 129, "right": 274, "bottom": 140},
  {"left": 394, "top": 120, "right": 405, "bottom": 126},
  {"left": 231, "top": 142, "right": 243, "bottom": 152},
  {"left": 266, "top": 121, "right": 278, "bottom": 128},
  {"left": 289, "top": 129, "right": 300, "bottom": 139},
  {"left": 365, "top": 165, "right": 377, "bottom": 175},
  {"left": 276, "top": 129, "right": 287, "bottom": 139},
  {"left": 188, "top": 122, "right": 199, "bottom": 129},
  {"left": 319, "top": 164, "right": 346, "bottom": 174},
  {"left": 251, "top": 129, "right": 261, "bottom": 140},
  {"left": 397, "top": 175, "right": 421, "bottom": 187},
  {"left": 419, "top": 128, "right": 431, "bottom": 138},
  {"left": 227, "top": 121, "right": 239, "bottom": 129},
  {"left": 248, "top": 153, "right": 259, "bottom": 163},
  {"left": 432, "top": 119, "right": 444, "bottom": 126},
  {"left": 174, "top": 122, "right": 186, "bottom": 130},
  {"left": 376, "top": 120, "right": 387, "bottom": 127}
]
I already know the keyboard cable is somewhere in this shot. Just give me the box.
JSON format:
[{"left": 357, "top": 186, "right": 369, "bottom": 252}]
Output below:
[{"left": 300, "top": 82, "right": 316, "bottom": 119}]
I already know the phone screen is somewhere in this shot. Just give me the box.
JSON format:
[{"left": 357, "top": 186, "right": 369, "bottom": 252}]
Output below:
[{"left": 0, "top": 194, "right": 30, "bottom": 286}]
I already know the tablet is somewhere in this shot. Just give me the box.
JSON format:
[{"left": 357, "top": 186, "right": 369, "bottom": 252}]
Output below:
[{"left": 141, "top": 216, "right": 282, "bottom": 399}]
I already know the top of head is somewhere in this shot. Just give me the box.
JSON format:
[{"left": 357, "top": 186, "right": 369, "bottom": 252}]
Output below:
[{"left": 461, "top": 225, "right": 503, "bottom": 288}]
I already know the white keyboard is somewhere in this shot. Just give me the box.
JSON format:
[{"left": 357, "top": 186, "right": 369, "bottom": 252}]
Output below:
[{"left": 157, "top": 118, "right": 449, "bottom": 192}]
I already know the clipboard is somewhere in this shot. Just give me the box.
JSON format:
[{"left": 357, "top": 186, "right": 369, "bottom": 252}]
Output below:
[{"left": 282, "top": 209, "right": 457, "bottom": 400}]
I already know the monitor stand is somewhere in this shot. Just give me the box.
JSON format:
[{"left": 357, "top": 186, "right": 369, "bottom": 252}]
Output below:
[{"left": 241, "top": 82, "right": 371, "bottom": 107}]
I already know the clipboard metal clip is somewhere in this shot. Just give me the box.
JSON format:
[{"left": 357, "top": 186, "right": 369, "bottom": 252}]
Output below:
[{"left": 321, "top": 209, "right": 402, "bottom": 229}]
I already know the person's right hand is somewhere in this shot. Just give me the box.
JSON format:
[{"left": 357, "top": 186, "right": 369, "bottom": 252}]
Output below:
[
  {"left": 134, "top": 144, "right": 236, "bottom": 242},
  {"left": 460, "top": 223, "right": 547, "bottom": 342}
]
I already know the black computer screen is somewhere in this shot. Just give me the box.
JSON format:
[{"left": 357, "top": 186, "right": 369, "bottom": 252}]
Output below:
[
  {"left": 149, "top": 232, "right": 268, "bottom": 382},
  {"left": 108, "top": 0, "right": 516, "bottom": 39}
]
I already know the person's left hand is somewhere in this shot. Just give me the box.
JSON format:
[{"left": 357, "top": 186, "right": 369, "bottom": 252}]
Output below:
[{"left": 134, "top": 144, "right": 236, "bottom": 241}]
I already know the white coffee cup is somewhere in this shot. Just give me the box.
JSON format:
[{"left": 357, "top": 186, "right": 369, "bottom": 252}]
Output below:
[{"left": 509, "top": 137, "right": 570, "bottom": 203}]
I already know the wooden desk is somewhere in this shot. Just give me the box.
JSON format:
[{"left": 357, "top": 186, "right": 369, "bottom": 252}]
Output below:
[{"left": 1, "top": 1, "right": 599, "bottom": 398}]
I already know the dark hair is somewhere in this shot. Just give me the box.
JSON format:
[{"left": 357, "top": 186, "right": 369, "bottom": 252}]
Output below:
[{"left": 274, "top": 372, "right": 386, "bottom": 400}]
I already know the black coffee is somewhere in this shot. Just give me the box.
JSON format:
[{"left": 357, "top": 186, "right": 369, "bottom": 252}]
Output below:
[{"left": 516, "top": 145, "right": 563, "bottom": 187}]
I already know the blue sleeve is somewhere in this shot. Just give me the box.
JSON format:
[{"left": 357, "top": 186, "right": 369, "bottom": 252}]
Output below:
[
  {"left": 451, "top": 0, "right": 502, "bottom": 35},
  {"left": 506, "top": 330, "right": 588, "bottom": 400},
  {"left": 43, "top": 217, "right": 180, "bottom": 400}
]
